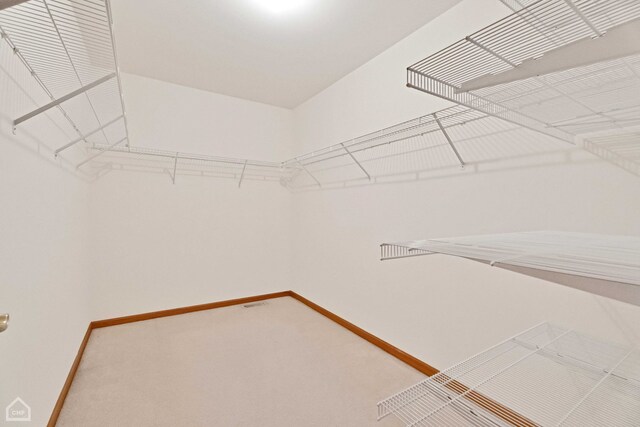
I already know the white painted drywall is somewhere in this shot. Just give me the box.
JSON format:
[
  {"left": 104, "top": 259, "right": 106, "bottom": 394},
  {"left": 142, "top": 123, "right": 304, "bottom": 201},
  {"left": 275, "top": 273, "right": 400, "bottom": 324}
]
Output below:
[
  {"left": 0, "top": 42, "right": 92, "bottom": 425},
  {"left": 86, "top": 73, "right": 294, "bottom": 319},
  {"left": 119, "top": 73, "right": 295, "bottom": 160},
  {"left": 3, "top": 0, "right": 640, "bottom": 423},
  {"left": 290, "top": 0, "right": 640, "bottom": 370}
]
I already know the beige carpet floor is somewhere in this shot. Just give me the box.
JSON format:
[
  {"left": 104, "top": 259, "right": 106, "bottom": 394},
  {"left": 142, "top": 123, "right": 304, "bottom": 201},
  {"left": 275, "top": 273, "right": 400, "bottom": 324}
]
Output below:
[{"left": 56, "top": 296, "right": 425, "bottom": 426}]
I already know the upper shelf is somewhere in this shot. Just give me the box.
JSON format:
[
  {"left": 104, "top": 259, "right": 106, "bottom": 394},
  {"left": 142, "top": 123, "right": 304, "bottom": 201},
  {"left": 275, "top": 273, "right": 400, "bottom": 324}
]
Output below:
[
  {"left": 407, "top": 0, "right": 640, "bottom": 142},
  {"left": 86, "top": 143, "right": 293, "bottom": 186},
  {"left": 282, "top": 104, "right": 570, "bottom": 191},
  {"left": 0, "top": 0, "right": 129, "bottom": 161},
  {"left": 381, "top": 231, "right": 640, "bottom": 304}
]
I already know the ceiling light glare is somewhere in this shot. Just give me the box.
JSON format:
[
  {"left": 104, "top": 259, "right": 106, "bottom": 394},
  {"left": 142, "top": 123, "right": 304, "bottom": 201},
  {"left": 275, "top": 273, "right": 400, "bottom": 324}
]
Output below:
[{"left": 252, "top": 0, "right": 309, "bottom": 15}]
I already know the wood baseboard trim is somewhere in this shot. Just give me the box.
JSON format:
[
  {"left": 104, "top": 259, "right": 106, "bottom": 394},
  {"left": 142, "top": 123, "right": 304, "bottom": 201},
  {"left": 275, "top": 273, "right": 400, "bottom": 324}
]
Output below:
[
  {"left": 48, "top": 324, "right": 92, "bottom": 427},
  {"left": 91, "top": 291, "right": 291, "bottom": 329},
  {"left": 48, "top": 290, "right": 436, "bottom": 426},
  {"left": 288, "top": 291, "right": 439, "bottom": 376}
]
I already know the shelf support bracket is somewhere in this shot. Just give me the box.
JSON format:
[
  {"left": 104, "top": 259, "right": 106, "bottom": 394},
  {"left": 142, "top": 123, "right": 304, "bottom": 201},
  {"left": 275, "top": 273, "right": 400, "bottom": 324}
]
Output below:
[
  {"left": 341, "top": 142, "right": 371, "bottom": 180},
  {"left": 13, "top": 72, "right": 116, "bottom": 128},
  {"left": 76, "top": 137, "right": 126, "bottom": 169},
  {"left": 54, "top": 115, "right": 123, "bottom": 157},
  {"left": 172, "top": 153, "right": 179, "bottom": 184},
  {"left": 238, "top": 160, "right": 248, "bottom": 188},
  {"left": 466, "top": 36, "right": 516, "bottom": 67},
  {"left": 434, "top": 114, "right": 465, "bottom": 168},
  {"left": 296, "top": 160, "right": 321, "bottom": 187}
]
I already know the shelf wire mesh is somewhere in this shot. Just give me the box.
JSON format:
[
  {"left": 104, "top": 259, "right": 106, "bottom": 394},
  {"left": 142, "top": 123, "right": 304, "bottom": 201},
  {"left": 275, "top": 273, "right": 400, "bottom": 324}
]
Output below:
[
  {"left": 283, "top": 105, "right": 566, "bottom": 190},
  {"left": 378, "top": 322, "right": 640, "bottom": 426},
  {"left": 381, "top": 231, "right": 640, "bottom": 287},
  {"left": 87, "top": 144, "right": 294, "bottom": 185},
  {"left": 0, "top": 0, "right": 128, "bottom": 149},
  {"left": 407, "top": 0, "right": 640, "bottom": 142}
]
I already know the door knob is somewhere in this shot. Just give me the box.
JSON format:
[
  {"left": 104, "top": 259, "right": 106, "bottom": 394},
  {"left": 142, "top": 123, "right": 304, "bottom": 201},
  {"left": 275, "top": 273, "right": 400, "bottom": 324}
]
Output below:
[{"left": 0, "top": 314, "right": 8, "bottom": 333}]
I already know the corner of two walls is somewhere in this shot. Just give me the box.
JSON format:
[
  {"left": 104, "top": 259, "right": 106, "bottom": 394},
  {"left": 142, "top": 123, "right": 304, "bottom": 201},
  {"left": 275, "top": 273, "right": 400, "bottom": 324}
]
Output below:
[
  {"left": 3, "top": 0, "right": 640, "bottom": 423},
  {"left": 289, "top": 0, "right": 640, "bottom": 370},
  {"left": 0, "top": 40, "right": 92, "bottom": 426},
  {"left": 86, "top": 72, "right": 297, "bottom": 320}
]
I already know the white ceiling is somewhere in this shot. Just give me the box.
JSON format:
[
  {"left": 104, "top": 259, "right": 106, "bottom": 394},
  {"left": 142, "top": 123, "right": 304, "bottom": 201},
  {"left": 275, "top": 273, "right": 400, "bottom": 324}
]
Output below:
[{"left": 110, "top": 0, "right": 461, "bottom": 109}]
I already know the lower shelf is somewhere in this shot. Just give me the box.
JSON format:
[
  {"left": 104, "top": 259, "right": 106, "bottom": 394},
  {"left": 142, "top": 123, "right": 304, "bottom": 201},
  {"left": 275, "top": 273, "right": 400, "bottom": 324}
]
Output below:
[{"left": 378, "top": 322, "right": 639, "bottom": 426}]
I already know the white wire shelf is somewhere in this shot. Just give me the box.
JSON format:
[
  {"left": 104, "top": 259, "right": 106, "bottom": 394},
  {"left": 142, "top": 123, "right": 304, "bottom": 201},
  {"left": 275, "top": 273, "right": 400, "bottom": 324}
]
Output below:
[
  {"left": 85, "top": 144, "right": 295, "bottom": 186},
  {"left": 378, "top": 322, "right": 640, "bottom": 427},
  {"left": 61, "top": 101, "right": 567, "bottom": 187},
  {"left": 282, "top": 105, "right": 476, "bottom": 189},
  {"left": 381, "top": 231, "right": 640, "bottom": 287},
  {"left": 582, "top": 132, "right": 640, "bottom": 177},
  {"left": 0, "top": 0, "right": 129, "bottom": 160},
  {"left": 282, "top": 105, "right": 569, "bottom": 191},
  {"left": 407, "top": 0, "right": 640, "bottom": 143},
  {"left": 3, "top": 1, "right": 637, "bottom": 185}
]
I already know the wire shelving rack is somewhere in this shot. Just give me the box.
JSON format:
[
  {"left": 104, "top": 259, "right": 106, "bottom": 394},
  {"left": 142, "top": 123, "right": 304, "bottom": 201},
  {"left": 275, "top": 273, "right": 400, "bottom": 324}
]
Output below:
[
  {"left": 381, "top": 231, "right": 640, "bottom": 287},
  {"left": 407, "top": 0, "right": 640, "bottom": 143},
  {"left": 87, "top": 144, "right": 293, "bottom": 186},
  {"left": 282, "top": 104, "right": 568, "bottom": 190},
  {"left": 582, "top": 132, "right": 640, "bottom": 177},
  {"left": 378, "top": 322, "right": 640, "bottom": 427},
  {"left": 0, "top": 0, "right": 129, "bottom": 159},
  {"left": 0, "top": 0, "right": 295, "bottom": 183},
  {"left": 4, "top": 1, "right": 639, "bottom": 185}
]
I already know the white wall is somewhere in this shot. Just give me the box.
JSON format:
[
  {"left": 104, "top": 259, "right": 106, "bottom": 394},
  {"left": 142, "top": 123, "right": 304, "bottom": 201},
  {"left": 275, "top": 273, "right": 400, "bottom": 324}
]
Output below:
[
  {"left": 291, "top": 0, "right": 640, "bottom": 370},
  {"left": 87, "top": 74, "right": 294, "bottom": 319},
  {"left": 0, "top": 43, "right": 91, "bottom": 425},
  {"left": 3, "top": 0, "right": 640, "bottom": 422},
  {"left": 121, "top": 73, "right": 294, "bottom": 159}
]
